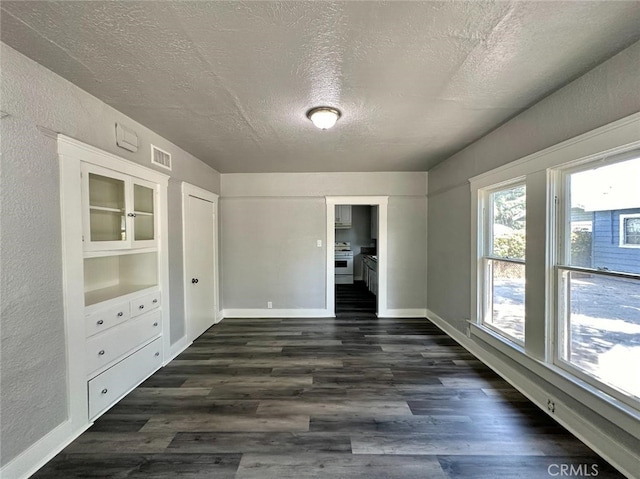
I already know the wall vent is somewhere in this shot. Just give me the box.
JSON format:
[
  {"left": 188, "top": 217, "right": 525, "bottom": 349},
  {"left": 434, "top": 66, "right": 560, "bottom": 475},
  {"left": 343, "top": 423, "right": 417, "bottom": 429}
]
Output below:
[{"left": 151, "top": 145, "right": 172, "bottom": 170}]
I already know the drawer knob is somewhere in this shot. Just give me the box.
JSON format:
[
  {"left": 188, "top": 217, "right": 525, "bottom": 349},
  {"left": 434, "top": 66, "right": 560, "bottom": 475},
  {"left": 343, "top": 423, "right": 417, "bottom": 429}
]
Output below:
[
  {"left": 152, "top": 299, "right": 158, "bottom": 304},
  {"left": 117, "top": 312, "right": 124, "bottom": 317},
  {"left": 98, "top": 350, "right": 105, "bottom": 356},
  {"left": 155, "top": 352, "right": 160, "bottom": 357},
  {"left": 139, "top": 305, "right": 144, "bottom": 310},
  {"left": 101, "top": 388, "right": 108, "bottom": 394},
  {"left": 153, "top": 322, "right": 158, "bottom": 327},
  {"left": 97, "top": 320, "right": 104, "bottom": 325}
]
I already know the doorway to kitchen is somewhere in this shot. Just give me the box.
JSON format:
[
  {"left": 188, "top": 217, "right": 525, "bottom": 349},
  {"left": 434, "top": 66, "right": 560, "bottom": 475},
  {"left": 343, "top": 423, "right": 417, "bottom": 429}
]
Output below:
[{"left": 326, "top": 196, "right": 388, "bottom": 317}]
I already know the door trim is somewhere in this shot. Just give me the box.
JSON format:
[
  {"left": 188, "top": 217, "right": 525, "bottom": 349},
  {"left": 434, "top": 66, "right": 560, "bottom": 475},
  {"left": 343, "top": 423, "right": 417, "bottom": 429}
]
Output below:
[
  {"left": 326, "top": 196, "right": 389, "bottom": 316},
  {"left": 181, "top": 182, "right": 220, "bottom": 345}
]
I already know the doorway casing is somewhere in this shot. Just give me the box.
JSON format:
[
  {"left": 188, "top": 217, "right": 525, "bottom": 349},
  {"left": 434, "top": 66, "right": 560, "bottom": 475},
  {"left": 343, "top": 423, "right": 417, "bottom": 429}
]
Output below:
[{"left": 326, "top": 196, "right": 389, "bottom": 316}]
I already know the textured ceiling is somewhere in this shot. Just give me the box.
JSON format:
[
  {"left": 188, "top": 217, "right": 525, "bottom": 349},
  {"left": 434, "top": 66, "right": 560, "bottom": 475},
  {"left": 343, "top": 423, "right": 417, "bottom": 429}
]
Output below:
[{"left": 2, "top": 1, "right": 640, "bottom": 173}]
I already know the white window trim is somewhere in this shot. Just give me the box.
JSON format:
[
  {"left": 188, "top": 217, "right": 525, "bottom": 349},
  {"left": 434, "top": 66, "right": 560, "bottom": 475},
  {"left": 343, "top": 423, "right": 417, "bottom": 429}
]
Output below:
[
  {"left": 619, "top": 213, "right": 640, "bottom": 248},
  {"left": 554, "top": 155, "right": 640, "bottom": 410},
  {"left": 477, "top": 180, "right": 527, "bottom": 346},
  {"left": 469, "top": 112, "right": 640, "bottom": 437}
]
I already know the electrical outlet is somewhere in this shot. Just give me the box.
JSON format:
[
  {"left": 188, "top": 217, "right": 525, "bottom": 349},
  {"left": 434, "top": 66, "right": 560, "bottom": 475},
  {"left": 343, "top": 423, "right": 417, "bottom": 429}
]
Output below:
[
  {"left": 267, "top": 301, "right": 273, "bottom": 309},
  {"left": 317, "top": 239, "right": 322, "bottom": 247},
  {"left": 547, "top": 399, "right": 556, "bottom": 414}
]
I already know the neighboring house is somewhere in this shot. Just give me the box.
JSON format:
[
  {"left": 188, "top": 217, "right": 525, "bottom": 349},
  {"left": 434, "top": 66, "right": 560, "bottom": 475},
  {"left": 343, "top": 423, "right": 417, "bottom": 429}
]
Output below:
[
  {"left": 571, "top": 207, "right": 640, "bottom": 274},
  {"left": 593, "top": 207, "right": 640, "bottom": 274}
]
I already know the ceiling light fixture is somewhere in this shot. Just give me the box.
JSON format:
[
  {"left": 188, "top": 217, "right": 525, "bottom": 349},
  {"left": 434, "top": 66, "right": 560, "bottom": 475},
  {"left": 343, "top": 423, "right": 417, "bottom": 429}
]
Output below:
[{"left": 307, "top": 107, "right": 341, "bottom": 130}]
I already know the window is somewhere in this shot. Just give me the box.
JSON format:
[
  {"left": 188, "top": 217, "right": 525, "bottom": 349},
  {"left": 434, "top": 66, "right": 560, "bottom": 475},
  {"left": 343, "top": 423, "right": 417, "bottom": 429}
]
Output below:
[
  {"left": 620, "top": 214, "right": 640, "bottom": 247},
  {"left": 481, "top": 183, "right": 526, "bottom": 343},
  {"left": 557, "top": 155, "right": 640, "bottom": 401}
]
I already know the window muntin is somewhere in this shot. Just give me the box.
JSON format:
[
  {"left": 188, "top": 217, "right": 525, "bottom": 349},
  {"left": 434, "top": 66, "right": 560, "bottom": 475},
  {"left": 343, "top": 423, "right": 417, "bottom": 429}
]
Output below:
[
  {"left": 620, "top": 214, "right": 640, "bottom": 247},
  {"left": 482, "top": 184, "right": 526, "bottom": 343},
  {"left": 557, "top": 155, "right": 640, "bottom": 402}
]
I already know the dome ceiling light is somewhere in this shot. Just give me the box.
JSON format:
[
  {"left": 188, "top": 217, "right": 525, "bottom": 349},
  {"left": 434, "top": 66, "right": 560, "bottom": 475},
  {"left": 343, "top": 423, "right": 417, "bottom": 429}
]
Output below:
[{"left": 307, "top": 107, "right": 341, "bottom": 130}]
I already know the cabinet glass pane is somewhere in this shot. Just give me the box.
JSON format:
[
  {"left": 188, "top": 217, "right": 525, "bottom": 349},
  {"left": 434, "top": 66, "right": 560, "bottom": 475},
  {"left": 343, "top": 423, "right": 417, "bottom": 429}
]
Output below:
[
  {"left": 88, "top": 173, "right": 126, "bottom": 242},
  {"left": 89, "top": 173, "right": 125, "bottom": 209},
  {"left": 90, "top": 210, "right": 126, "bottom": 241},
  {"left": 134, "top": 184, "right": 154, "bottom": 214},
  {"left": 134, "top": 215, "right": 154, "bottom": 241},
  {"left": 134, "top": 184, "right": 154, "bottom": 241}
]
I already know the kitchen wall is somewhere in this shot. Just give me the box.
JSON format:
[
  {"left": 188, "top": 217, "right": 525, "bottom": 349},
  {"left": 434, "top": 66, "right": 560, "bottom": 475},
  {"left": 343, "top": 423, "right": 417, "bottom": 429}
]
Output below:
[
  {"left": 335, "top": 205, "right": 374, "bottom": 280},
  {"left": 0, "top": 43, "right": 220, "bottom": 467},
  {"left": 427, "top": 40, "right": 640, "bottom": 474},
  {"left": 220, "top": 172, "right": 427, "bottom": 313}
]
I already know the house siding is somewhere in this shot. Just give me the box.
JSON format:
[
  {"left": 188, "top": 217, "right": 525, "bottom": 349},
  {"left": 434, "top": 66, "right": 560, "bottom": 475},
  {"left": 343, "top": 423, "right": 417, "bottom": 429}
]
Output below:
[{"left": 593, "top": 207, "right": 640, "bottom": 274}]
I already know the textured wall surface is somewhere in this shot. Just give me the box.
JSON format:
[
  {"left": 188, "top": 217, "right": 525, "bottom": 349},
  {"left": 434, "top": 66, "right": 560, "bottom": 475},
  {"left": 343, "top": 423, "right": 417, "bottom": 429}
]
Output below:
[
  {"left": 428, "top": 40, "right": 640, "bottom": 327},
  {"left": 220, "top": 172, "right": 428, "bottom": 311},
  {"left": 0, "top": 43, "right": 220, "bottom": 466},
  {"left": 0, "top": 116, "right": 68, "bottom": 465}
]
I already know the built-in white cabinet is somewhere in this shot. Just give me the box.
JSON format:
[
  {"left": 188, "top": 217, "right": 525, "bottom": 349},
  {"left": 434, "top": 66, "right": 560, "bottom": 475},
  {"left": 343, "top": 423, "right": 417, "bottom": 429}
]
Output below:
[
  {"left": 59, "top": 135, "right": 169, "bottom": 423},
  {"left": 335, "top": 205, "right": 352, "bottom": 228}
]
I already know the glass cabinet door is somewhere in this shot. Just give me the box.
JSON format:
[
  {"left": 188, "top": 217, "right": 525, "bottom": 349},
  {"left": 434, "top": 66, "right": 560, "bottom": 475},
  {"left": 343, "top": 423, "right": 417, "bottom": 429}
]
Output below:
[
  {"left": 88, "top": 172, "right": 127, "bottom": 243},
  {"left": 83, "top": 164, "right": 158, "bottom": 251},
  {"left": 132, "top": 181, "right": 155, "bottom": 244}
]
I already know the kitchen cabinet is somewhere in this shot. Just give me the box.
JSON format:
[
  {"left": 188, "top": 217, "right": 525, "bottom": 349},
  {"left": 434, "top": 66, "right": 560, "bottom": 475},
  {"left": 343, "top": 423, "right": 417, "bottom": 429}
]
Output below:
[
  {"left": 59, "top": 135, "right": 169, "bottom": 422},
  {"left": 363, "top": 255, "right": 378, "bottom": 296},
  {"left": 371, "top": 205, "right": 378, "bottom": 239},
  {"left": 335, "top": 205, "right": 352, "bottom": 228}
]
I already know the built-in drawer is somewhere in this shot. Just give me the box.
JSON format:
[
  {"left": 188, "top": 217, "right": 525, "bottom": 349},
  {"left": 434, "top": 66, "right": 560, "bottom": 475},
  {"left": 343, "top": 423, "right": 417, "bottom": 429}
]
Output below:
[
  {"left": 88, "top": 337, "right": 163, "bottom": 420},
  {"left": 85, "top": 302, "right": 130, "bottom": 338},
  {"left": 86, "top": 310, "right": 161, "bottom": 376},
  {"left": 130, "top": 291, "right": 161, "bottom": 318}
]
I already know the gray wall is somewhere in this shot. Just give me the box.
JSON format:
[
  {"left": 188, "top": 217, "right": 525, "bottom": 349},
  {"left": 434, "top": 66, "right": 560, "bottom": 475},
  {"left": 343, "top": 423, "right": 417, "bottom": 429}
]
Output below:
[
  {"left": 221, "top": 172, "right": 427, "bottom": 311},
  {"left": 0, "top": 43, "right": 220, "bottom": 466},
  {"left": 428, "top": 40, "right": 640, "bottom": 328}
]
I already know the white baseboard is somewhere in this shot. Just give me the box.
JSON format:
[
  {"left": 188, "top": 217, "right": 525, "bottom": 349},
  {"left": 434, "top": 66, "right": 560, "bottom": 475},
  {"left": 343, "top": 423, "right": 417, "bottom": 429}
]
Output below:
[
  {"left": 223, "top": 308, "right": 334, "bottom": 318},
  {"left": 165, "top": 336, "right": 192, "bottom": 364},
  {"left": 215, "top": 310, "right": 224, "bottom": 323},
  {"left": 0, "top": 419, "right": 90, "bottom": 479},
  {"left": 379, "top": 308, "right": 426, "bottom": 318},
  {"left": 425, "top": 309, "right": 639, "bottom": 479}
]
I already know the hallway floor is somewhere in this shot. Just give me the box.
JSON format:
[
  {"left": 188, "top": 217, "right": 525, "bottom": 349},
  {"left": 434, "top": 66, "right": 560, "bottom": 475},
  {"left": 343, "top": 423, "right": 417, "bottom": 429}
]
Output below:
[
  {"left": 335, "top": 281, "right": 377, "bottom": 318},
  {"left": 33, "top": 317, "right": 622, "bottom": 478}
]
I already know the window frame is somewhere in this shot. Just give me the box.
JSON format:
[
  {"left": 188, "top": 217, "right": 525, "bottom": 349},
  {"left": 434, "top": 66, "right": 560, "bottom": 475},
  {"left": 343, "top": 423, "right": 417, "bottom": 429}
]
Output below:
[
  {"left": 553, "top": 155, "right": 640, "bottom": 409},
  {"left": 468, "top": 112, "right": 640, "bottom": 430},
  {"left": 478, "top": 180, "right": 527, "bottom": 346},
  {"left": 619, "top": 213, "right": 640, "bottom": 248}
]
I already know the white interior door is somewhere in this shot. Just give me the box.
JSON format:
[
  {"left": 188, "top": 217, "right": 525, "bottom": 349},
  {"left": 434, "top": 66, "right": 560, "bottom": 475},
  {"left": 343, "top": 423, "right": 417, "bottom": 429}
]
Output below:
[{"left": 185, "top": 194, "right": 216, "bottom": 341}]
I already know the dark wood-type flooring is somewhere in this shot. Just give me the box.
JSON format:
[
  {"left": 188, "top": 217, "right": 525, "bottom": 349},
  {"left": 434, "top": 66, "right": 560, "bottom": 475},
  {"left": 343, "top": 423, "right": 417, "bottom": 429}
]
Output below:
[
  {"left": 34, "top": 286, "right": 622, "bottom": 478},
  {"left": 336, "top": 282, "right": 377, "bottom": 317}
]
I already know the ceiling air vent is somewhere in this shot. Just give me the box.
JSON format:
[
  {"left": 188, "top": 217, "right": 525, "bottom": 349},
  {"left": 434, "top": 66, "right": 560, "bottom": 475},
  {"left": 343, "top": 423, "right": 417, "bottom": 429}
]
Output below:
[{"left": 151, "top": 145, "right": 172, "bottom": 170}]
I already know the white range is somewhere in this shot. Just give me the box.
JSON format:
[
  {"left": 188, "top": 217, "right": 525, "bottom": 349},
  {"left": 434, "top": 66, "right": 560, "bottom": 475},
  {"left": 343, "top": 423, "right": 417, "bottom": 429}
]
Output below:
[{"left": 335, "top": 242, "right": 354, "bottom": 284}]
